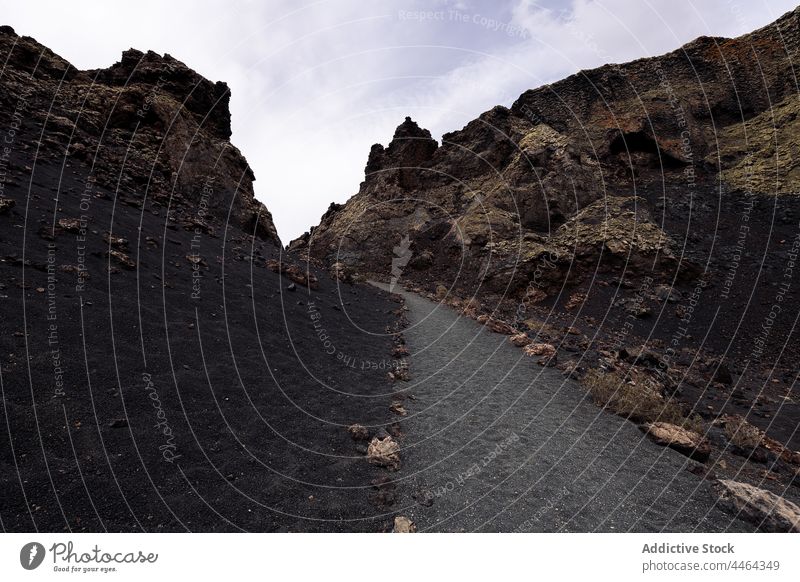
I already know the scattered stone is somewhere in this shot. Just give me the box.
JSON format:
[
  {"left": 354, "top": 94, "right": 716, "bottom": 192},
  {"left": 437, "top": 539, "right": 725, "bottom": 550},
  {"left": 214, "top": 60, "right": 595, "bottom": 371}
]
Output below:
[
  {"left": 330, "top": 262, "right": 352, "bottom": 283},
  {"left": 392, "top": 345, "right": 410, "bottom": 358},
  {"left": 565, "top": 292, "right": 586, "bottom": 310},
  {"left": 558, "top": 360, "right": 581, "bottom": 379},
  {"left": 389, "top": 402, "right": 407, "bottom": 416},
  {"left": 509, "top": 332, "right": 532, "bottom": 347},
  {"left": 713, "top": 479, "right": 800, "bottom": 532},
  {"left": 461, "top": 298, "right": 481, "bottom": 318},
  {"left": 347, "top": 423, "right": 370, "bottom": 441},
  {"left": 367, "top": 436, "right": 401, "bottom": 470},
  {"left": 103, "top": 232, "right": 128, "bottom": 249},
  {"left": 0, "top": 197, "right": 15, "bottom": 213},
  {"left": 435, "top": 284, "right": 448, "bottom": 299},
  {"left": 266, "top": 259, "right": 319, "bottom": 289},
  {"left": 57, "top": 217, "right": 82, "bottom": 233},
  {"left": 524, "top": 287, "right": 547, "bottom": 304},
  {"left": 108, "top": 250, "right": 136, "bottom": 270},
  {"left": 392, "top": 516, "right": 416, "bottom": 533},
  {"left": 387, "top": 422, "right": 404, "bottom": 438},
  {"left": 186, "top": 254, "right": 207, "bottom": 267},
  {"left": 640, "top": 422, "right": 711, "bottom": 462},
  {"left": 523, "top": 343, "right": 556, "bottom": 358},
  {"left": 477, "top": 314, "right": 515, "bottom": 335},
  {"left": 412, "top": 489, "right": 434, "bottom": 507},
  {"left": 109, "top": 418, "right": 128, "bottom": 429}
]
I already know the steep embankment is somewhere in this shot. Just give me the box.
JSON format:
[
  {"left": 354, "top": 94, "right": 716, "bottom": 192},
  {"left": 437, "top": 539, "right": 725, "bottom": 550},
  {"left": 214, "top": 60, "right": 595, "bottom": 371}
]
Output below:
[{"left": 0, "top": 27, "right": 404, "bottom": 532}]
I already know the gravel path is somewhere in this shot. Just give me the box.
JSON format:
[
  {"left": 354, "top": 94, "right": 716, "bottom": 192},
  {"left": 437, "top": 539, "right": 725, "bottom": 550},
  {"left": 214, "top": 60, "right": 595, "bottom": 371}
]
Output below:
[{"left": 375, "top": 284, "right": 751, "bottom": 532}]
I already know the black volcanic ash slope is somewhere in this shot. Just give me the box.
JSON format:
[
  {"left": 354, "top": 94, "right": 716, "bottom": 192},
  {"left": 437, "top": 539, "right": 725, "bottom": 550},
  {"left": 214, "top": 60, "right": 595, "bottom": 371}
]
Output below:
[{"left": 0, "top": 27, "right": 402, "bottom": 532}]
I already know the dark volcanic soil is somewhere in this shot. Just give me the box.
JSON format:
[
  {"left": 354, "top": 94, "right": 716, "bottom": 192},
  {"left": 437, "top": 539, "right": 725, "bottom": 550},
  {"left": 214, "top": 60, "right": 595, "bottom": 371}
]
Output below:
[
  {"left": 377, "top": 284, "right": 767, "bottom": 532},
  {"left": 0, "top": 159, "right": 403, "bottom": 532}
]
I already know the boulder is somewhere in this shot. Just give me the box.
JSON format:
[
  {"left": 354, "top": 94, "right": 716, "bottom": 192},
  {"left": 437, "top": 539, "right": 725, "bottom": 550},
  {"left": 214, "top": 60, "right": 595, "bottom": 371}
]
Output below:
[
  {"left": 713, "top": 479, "right": 800, "bottom": 532},
  {"left": 641, "top": 422, "right": 711, "bottom": 462}
]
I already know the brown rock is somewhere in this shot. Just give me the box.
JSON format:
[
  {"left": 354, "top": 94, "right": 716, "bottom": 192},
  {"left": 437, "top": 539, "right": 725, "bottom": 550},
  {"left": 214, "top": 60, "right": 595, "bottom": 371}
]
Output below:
[
  {"left": 392, "top": 516, "right": 416, "bottom": 533},
  {"left": 367, "top": 436, "right": 400, "bottom": 470},
  {"left": 108, "top": 250, "right": 136, "bottom": 270},
  {"left": 266, "top": 259, "right": 319, "bottom": 289},
  {"left": 509, "top": 332, "right": 532, "bottom": 347},
  {"left": 565, "top": 292, "right": 587, "bottom": 310},
  {"left": 389, "top": 402, "right": 407, "bottom": 416},
  {"left": 347, "top": 423, "right": 370, "bottom": 441},
  {"left": 477, "top": 315, "right": 515, "bottom": 335},
  {"left": 523, "top": 343, "right": 556, "bottom": 358},
  {"left": 103, "top": 232, "right": 128, "bottom": 249},
  {"left": 713, "top": 479, "right": 800, "bottom": 532},
  {"left": 57, "top": 217, "right": 82, "bottom": 233},
  {"left": 392, "top": 345, "right": 410, "bottom": 358},
  {"left": 462, "top": 298, "right": 481, "bottom": 318},
  {"left": 641, "top": 422, "right": 711, "bottom": 463},
  {"left": 524, "top": 287, "right": 547, "bottom": 304}
]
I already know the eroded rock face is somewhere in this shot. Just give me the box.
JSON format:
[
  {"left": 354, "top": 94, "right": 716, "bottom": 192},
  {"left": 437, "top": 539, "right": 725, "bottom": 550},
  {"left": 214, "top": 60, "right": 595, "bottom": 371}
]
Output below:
[
  {"left": 713, "top": 480, "right": 800, "bottom": 532},
  {"left": 292, "top": 7, "right": 800, "bottom": 299},
  {"left": 0, "top": 29, "right": 280, "bottom": 244}
]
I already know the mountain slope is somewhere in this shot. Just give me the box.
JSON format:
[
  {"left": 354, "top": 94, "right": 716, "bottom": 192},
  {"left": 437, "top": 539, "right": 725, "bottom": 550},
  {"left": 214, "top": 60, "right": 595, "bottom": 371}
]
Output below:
[
  {"left": 0, "top": 27, "right": 404, "bottom": 532},
  {"left": 291, "top": 7, "right": 800, "bottom": 491}
]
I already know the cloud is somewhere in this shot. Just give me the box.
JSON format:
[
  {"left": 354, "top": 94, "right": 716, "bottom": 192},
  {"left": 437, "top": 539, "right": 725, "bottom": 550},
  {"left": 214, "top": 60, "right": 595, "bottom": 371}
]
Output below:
[{"left": 1, "top": 0, "right": 796, "bottom": 240}]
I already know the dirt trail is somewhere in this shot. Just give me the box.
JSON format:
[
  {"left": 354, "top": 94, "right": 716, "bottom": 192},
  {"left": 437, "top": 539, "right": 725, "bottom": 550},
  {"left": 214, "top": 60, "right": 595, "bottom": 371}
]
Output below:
[{"left": 377, "top": 284, "right": 751, "bottom": 532}]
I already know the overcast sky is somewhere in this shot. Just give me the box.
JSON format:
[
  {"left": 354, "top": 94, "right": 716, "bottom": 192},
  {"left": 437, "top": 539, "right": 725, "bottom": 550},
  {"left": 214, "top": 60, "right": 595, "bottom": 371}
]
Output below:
[{"left": 1, "top": 0, "right": 796, "bottom": 241}]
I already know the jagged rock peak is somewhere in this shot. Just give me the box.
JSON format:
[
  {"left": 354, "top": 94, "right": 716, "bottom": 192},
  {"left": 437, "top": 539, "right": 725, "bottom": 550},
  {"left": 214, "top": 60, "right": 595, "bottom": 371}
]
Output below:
[
  {"left": 392, "top": 116, "right": 434, "bottom": 141},
  {"left": 90, "top": 48, "right": 233, "bottom": 140}
]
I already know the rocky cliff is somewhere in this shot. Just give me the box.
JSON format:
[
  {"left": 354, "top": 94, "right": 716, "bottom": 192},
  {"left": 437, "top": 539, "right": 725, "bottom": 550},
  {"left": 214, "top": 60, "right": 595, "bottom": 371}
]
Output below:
[
  {"left": 0, "top": 26, "right": 279, "bottom": 243},
  {"left": 293, "top": 7, "right": 800, "bottom": 288}
]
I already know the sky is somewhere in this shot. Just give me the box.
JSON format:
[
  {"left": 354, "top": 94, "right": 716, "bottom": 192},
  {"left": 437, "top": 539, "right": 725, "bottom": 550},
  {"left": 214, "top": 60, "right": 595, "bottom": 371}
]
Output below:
[{"left": 1, "top": 0, "right": 797, "bottom": 241}]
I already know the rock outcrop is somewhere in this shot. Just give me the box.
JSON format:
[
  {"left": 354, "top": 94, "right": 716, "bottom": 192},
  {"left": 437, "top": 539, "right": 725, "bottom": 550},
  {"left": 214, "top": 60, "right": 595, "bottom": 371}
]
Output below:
[
  {"left": 291, "top": 7, "right": 800, "bottom": 468},
  {"left": 292, "top": 7, "right": 800, "bottom": 293},
  {"left": 0, "top": 28, "right": 280, "bottom": 243}
]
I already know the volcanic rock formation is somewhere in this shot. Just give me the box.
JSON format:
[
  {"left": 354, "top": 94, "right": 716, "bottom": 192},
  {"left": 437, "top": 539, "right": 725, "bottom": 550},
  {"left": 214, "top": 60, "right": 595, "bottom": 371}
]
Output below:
[{"left": 292, "top": 7, "right": 800, "bottom": 472}]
